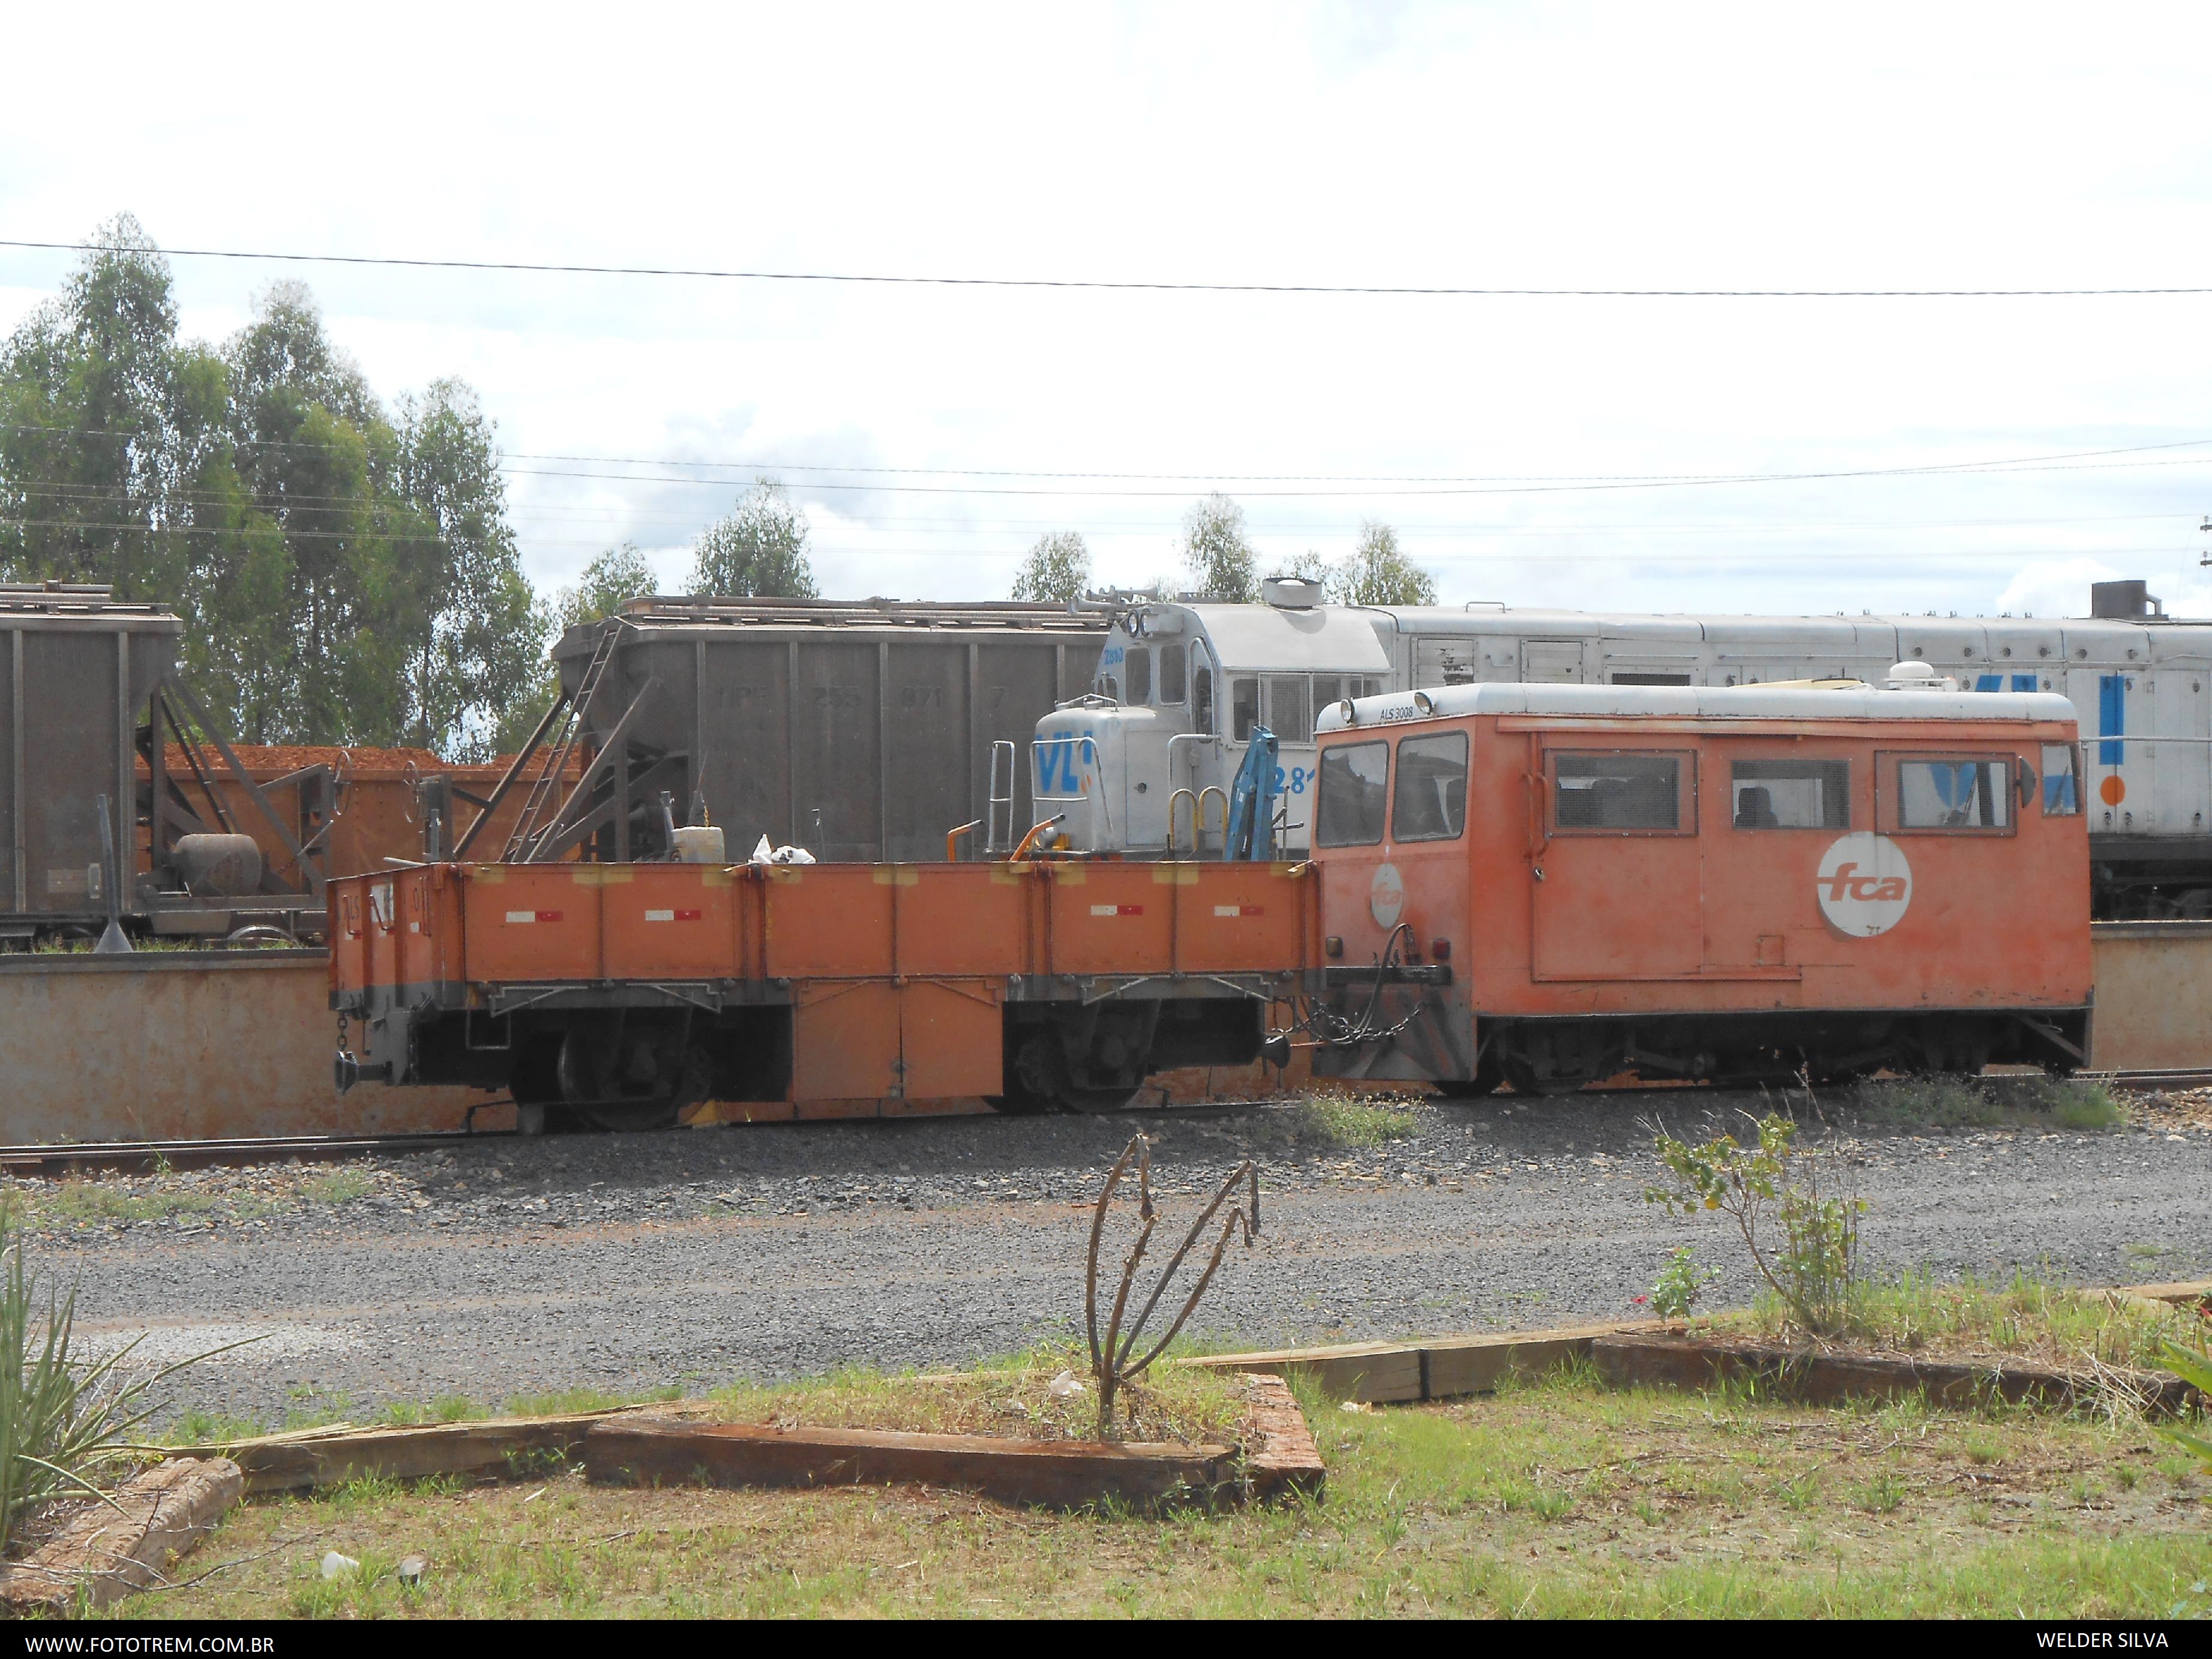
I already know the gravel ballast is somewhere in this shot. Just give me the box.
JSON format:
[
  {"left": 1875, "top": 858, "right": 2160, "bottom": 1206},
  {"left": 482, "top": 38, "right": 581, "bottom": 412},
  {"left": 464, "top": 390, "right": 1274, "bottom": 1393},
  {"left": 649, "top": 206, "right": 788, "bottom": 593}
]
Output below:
[{"left": 18, "top": 1089, "right": 2210, "bottom": 1426}]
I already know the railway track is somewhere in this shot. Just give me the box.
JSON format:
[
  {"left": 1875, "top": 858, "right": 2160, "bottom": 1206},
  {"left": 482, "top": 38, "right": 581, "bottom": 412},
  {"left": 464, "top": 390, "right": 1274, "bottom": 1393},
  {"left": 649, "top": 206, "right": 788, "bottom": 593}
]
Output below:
[
  {"left": 0, "top": 1070, "right": 2187, "bottom": 1179},
  {"left": 0, "top": 1130, "right": 503, "bottom": 1177}
]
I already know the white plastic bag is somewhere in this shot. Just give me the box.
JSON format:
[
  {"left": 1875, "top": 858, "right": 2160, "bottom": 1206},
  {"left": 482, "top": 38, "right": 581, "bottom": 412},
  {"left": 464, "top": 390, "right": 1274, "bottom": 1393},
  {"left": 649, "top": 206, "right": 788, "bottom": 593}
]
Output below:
[{"left": 749, "top": 836, "right": 817, "bottom": 866}]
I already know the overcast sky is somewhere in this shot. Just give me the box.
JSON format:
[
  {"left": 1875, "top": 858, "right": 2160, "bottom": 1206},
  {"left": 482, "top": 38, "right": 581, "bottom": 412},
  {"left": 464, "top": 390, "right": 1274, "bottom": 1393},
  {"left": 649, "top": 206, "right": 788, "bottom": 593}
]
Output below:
[{"left": 5, "top": 2, "right": 2211, "bottom": 621}]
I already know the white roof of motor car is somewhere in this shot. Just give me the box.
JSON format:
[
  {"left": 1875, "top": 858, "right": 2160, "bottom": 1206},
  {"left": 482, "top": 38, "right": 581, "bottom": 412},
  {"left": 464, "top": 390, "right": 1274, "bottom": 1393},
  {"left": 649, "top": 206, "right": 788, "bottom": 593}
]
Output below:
[{"left": 1315, "top": 680, "right": 2081, "bottom": 733}]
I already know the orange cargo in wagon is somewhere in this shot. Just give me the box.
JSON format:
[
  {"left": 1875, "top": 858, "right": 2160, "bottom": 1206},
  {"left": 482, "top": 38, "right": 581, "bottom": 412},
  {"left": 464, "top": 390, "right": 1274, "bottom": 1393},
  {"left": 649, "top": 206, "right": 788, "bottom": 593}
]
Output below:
[{"left": 1301, "top": 682, "right": 2093, "bottom": 1094}]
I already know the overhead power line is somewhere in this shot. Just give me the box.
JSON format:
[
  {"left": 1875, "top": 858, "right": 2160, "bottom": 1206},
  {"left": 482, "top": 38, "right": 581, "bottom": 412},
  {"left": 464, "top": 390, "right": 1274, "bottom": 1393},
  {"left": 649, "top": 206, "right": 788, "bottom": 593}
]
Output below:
[
  {"left": 0, "top": 517, "right": 2194, "bottom": 563},
  {"left": 3, "top": 238, "right": 2210, "bottom": 300},
  {"left": 5, "top": 422, "right": 2209, "bottom": 498}
]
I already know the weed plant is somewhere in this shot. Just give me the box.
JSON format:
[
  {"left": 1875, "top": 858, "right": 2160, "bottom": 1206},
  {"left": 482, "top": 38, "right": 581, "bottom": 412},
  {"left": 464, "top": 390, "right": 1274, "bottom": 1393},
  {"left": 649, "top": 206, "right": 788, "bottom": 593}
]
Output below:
[
  {"left": 1645, "top": 1113, "right": 1865, "bottom": 1335},
  {"left": 0, "top": 1205, "right": 230, "bottom": 1550},
  {"left": 1647, "top": 1247, "right": 1719, "bottom": 1320}
]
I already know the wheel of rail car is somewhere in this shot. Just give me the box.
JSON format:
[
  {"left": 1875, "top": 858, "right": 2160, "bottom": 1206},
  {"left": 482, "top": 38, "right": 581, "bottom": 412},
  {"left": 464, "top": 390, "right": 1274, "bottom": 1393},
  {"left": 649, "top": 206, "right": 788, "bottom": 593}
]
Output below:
[{"left": 556, "top": 1028, "right": 688, "bottom": 1134}]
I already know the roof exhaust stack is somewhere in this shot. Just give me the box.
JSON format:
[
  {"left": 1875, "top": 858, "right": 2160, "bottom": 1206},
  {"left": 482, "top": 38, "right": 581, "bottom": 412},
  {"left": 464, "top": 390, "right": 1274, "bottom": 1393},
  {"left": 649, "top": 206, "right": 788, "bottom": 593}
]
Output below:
[
  {"left": 1262, "top": 576, "right": 1324, "bottom": 610},
  {"left": 2091, "top": 579, "right": 2165, "bottom": 620}
]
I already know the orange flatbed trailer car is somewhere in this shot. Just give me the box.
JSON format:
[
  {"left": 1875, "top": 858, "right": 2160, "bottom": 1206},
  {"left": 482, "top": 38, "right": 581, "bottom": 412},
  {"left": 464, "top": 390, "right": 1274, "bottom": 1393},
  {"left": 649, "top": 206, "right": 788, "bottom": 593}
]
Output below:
[{"left": 329, "top": 858, "right": 1320, "bottom": 1127}]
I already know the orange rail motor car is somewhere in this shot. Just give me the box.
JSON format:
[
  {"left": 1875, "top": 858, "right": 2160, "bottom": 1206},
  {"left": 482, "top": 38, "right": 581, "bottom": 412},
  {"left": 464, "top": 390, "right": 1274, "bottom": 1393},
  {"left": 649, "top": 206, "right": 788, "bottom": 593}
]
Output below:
[
  {"left": 329, "top": 857, "right": 1313, "bottom": 1127},
  {"left": 1300, "top": 682, "right": 2094, "bottom": 1095}
]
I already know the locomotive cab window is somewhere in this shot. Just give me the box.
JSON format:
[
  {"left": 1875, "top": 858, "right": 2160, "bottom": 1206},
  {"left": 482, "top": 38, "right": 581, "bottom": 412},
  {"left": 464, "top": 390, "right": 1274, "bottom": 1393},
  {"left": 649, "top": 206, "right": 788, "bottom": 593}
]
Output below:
[
  {"left": 1883, "top": 754, "right": 2015, "bottom": 834},
  {"left": 1392, "top": 732, "right": 1469, "bottom": 842},
  {"left": 1315, "top": 741, "right": 1390, "bottom": 846},
  {"left": 1231, "top": 677, "right": 1258, "bottom": 741},
  {"left": 2042, "top": 744, "right": 2081, "bottom": 816},
  {"left": 1126, "top": 648, "right": 1152, "bottom": 706},
  {"left": 1159, "top": 642, "right": 1186, "bottom": 705},
  {"left": 1548, "top": 751, "right": 1692, "bottom": 833},
  {"left": 1265, "top": 675, "right": 1314, "bottom": 744},
  {"left": 1730, "top": 759, "right": 1849, "bottom": 830}
]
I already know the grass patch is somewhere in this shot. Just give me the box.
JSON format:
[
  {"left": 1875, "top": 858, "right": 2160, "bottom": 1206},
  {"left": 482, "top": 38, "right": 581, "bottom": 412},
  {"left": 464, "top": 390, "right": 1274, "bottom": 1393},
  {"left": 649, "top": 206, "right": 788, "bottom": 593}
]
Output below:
[
  {"left": 43, "top": 1181, "right": 234, "bottom": 1227},
  {"left": 708, "top": 1341, "right": 1247, "bottom": 1446},
  {"left": 301, "top": 1169, "right": 375, "bottom": 1206},
  {"left": 1732, "top": 1267, "right": 2189, "bottom": 1370},
  {"left": 1295, "top": 1091, "right": 1423, "bottom": 1149},
  {"left": 503, "top": 1386, "right": 675, "bottom": 1419},
  {"left": 1851, "top": 1075, "right": 2126, "bottom": 1131},
  {"left": 116, "top": 1362, "right": 2209, "bottom": 1619}
]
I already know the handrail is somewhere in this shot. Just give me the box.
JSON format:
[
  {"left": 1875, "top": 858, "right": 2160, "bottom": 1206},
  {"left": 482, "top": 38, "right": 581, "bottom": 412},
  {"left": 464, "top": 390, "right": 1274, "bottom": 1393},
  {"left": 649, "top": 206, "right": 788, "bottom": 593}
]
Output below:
[
  {"left": 1167, "top": 789, "right": 1198, "bottom": 855},
  {"left": 1198, "top": 786, "right": 1230, "bottom": 854},
  {"left": 1011, "top": 813, "right": 1066, "bottom": 860},
  {"left": 946, "top": 818, "right": 984, "bottom": 861}
]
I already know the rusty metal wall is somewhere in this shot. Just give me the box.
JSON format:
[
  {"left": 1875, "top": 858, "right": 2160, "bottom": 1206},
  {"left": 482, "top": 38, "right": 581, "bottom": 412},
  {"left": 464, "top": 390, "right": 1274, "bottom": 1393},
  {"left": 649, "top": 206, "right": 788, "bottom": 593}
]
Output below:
[
  {"left": 2089, "top": 921, "right": 2212, "bottom": 1071},
  {"left": 148, "top": 748, "right": 564, "bottom": 882},
  {"left": 554, "top": 600, "right": 1105, "bottom": 863},
  {"left": 0, "top": 953, "right": 501, "bottom": 1143}
]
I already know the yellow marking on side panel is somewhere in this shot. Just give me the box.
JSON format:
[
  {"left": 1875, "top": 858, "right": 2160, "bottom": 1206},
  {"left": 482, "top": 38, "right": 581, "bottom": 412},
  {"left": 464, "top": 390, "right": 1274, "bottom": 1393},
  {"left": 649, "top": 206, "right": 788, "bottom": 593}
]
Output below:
[
  {"left": 702, "top": 867, "right": 737, "bottom": 888},
  {"left": 766, "top": 866, "right": 806, "bottom": 885},
  {"left": 469, "top": 865, "right": 506, "bottom": 883},
  {"left": 989, "top": 864, "right": 1027, "bottom": 886},
  {"left": 573, "top": 867, "right": 634, "bottom": 885},
  {"left": 1152, "top": 863, "right": 1200, "bottom": 885},
  {"left": 1051, "top": 863, "right": 1087, "bottom": 885},
  {"left": 873, "top": 866, "right": 921, "bottom": 887}
]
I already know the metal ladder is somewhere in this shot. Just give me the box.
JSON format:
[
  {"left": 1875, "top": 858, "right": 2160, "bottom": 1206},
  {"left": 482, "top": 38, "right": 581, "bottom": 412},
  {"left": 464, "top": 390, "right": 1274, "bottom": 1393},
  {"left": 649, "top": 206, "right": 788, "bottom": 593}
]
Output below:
[
  {"left": 985, "top": 740, "right": 1017, "bottom": 852},
  {"left": 503, "top": 622, "right": 620, "bottom": 861}
]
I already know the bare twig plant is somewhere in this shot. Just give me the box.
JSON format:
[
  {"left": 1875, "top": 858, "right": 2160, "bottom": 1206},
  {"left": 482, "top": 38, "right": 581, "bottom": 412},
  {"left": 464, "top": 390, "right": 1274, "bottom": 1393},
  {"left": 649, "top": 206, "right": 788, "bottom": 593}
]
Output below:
[{"left": 1084, "top": 1136, "right": 1260, "bottom": 1438}]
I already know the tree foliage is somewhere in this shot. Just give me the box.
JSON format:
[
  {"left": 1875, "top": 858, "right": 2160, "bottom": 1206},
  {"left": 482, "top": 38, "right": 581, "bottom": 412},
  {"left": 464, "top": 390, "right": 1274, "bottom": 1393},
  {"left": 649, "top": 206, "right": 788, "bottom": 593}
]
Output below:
[
  {"left": 0, "top": 222, "right": 543, "bottom": 758},
  {"left": 551, "top": 542, "right": 658, "bottom": 633},
  {"left": 1330, "top": 521, "right": 1437, "bottom": 607},
  {"left": 1267, "top": 550, "right": 1332, "bottom": 586},
  {"left": 1010, "top": 530, "right": 1090, "bottom": 603},
  {"left": 689, "top": 478, "right": 819, "bottom": 598},
  {"left": 1179, "top": 493, "right": 1258, "bottom": 604}
]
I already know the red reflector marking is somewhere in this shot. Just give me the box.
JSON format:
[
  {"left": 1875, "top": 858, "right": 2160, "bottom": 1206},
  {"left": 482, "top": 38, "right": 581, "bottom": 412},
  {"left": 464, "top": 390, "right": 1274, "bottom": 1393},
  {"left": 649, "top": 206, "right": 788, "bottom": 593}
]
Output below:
[
  {"left": 1089, "top": 903, "right": 1144, "bottom": 917},
  {"left": 505, "top": 910, "right": 563, "bottom": 924},
  {"left": 645, "top": 909, "right": 703, "bottom": 923}
]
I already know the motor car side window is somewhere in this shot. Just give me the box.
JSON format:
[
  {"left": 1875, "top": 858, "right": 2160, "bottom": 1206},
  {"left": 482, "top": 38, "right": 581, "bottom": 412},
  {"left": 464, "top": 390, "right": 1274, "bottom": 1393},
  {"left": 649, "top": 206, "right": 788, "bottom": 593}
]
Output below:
[
  {"left": 1315, "top": 741, "right": 1389, "bottom": 846},
  {"left": 1392, "top": 732, "right": 1468, "bottom": 842}
]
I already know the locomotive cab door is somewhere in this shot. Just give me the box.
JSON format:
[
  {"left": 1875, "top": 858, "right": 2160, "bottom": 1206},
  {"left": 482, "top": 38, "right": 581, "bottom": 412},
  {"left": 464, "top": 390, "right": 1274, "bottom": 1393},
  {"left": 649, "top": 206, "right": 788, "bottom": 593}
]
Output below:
[{"left": 1530, "top": 743, "right": 1701, "bottom": 980}]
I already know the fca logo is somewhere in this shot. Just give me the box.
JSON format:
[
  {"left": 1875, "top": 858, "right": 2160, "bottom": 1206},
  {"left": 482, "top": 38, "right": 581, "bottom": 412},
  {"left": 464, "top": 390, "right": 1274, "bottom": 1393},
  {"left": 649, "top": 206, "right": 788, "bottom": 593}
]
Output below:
[{"left": 1821, "top": 861, "right": 1906, "bottom": 903}]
